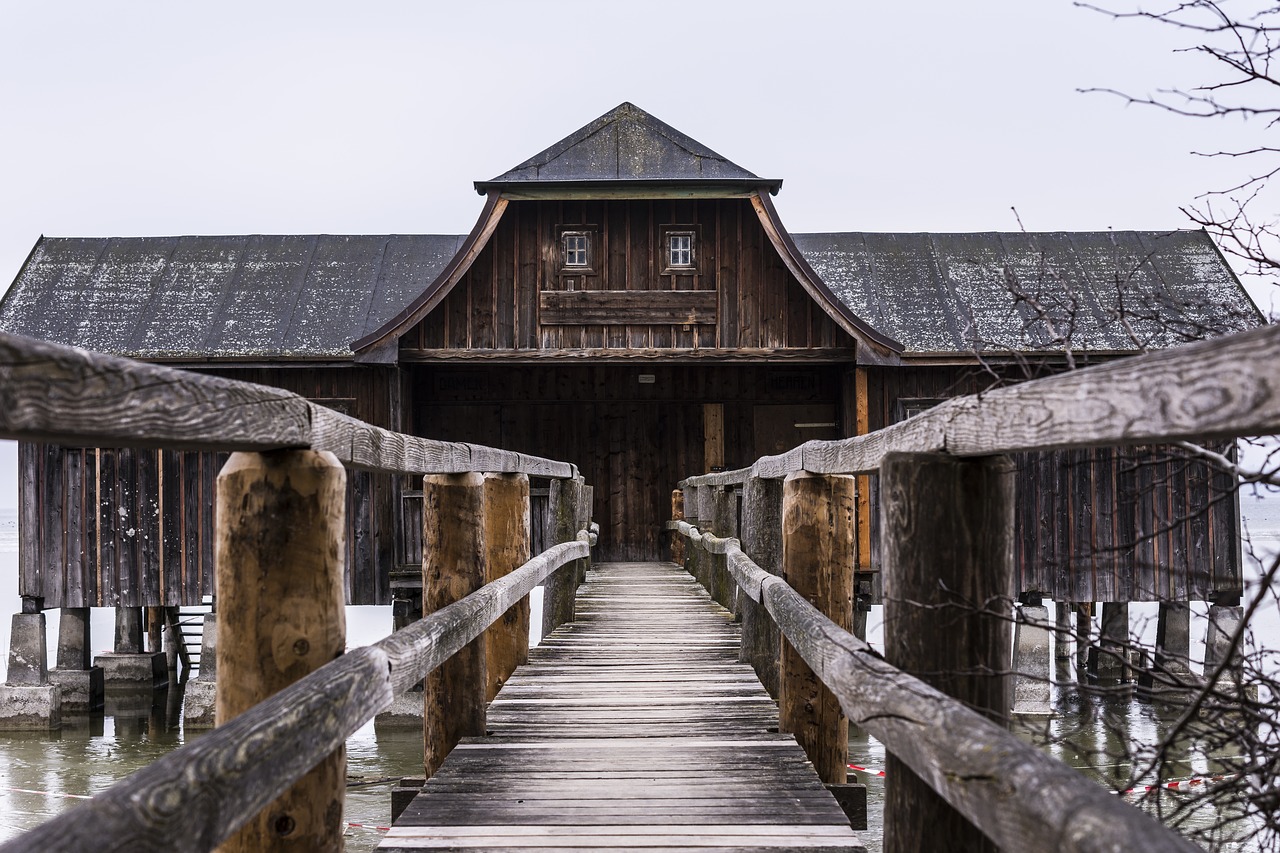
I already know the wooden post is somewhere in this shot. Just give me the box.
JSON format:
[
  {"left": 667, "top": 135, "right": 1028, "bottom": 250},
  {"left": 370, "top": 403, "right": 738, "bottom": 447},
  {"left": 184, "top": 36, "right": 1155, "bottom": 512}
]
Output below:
[
  {"left": 422, "top": 472, "right": 487, "bottom": 779},
  {"left": 780, "top": 471, "right": 855, "bottom": 785},
  {"left": 542, "top": 476, "right": 585, "bottom": 638},
  {"left": 670, "top": 489, "right": 685, "bottom": 565},
  {"left": 696, "top": 485, "right": 716, "bottom": 593},
  {"left": 1076, "top": 602, "right": 1093, "bottom": 671},
  {"left": 683, "top": 484, "right": 704, "bottom": 589},
  {"left": 214, "top": 450, "right": 346, "bottom": 853},
  {"left": 711, "top": 486, "right": 739, "bottom": 616},
  {"left": 741, "top": 475, "right": 783, "bottom": 699},
  {"left": 483, "top": 472, "right": 530, "bottom": 702},
  {"left": 1097, "top": 602, "right": 1129, "bottom": 681},
  {"left": 881, "top": 452, "right": 1013, "bottom": 853}
]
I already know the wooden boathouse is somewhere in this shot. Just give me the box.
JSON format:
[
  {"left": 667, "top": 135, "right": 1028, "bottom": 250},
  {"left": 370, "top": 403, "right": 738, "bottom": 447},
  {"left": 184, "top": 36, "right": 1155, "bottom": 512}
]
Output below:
[{"left": 0, "top": 101, "right": 1263, "bottom": 628}]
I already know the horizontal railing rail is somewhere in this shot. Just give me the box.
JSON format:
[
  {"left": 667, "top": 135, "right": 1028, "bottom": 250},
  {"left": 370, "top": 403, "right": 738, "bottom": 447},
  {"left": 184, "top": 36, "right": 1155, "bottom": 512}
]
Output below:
[
  {"left": 681, "top": 322, "right": 1280, "bottom": 488},
  {"left": 0, "top": 333, "right": 576, "bottom": 478},
  {"left": 675, "top": 520, "right": 1201, "bottom": 853},
  {"left": 672, "top": 322, "right": 1280, "bottom": 852}
]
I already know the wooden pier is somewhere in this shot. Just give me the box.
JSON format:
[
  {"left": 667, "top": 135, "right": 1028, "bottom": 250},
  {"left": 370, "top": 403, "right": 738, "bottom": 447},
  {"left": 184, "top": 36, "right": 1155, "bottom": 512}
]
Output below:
[{"left": 385, "top": 561, "right": 863, "bottom": 851}]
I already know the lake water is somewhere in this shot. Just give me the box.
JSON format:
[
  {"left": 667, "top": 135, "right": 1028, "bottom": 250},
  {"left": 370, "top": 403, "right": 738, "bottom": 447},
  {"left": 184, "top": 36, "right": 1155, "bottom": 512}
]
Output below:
[{"left": 0, "top": 494, "right": 1275, "bottom": 851}]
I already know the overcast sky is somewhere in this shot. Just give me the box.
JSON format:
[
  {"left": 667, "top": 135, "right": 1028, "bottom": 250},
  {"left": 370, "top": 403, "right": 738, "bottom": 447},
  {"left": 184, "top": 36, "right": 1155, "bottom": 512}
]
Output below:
[{"left": 0, "top": 0, "right": 1275, "bottom": 508}]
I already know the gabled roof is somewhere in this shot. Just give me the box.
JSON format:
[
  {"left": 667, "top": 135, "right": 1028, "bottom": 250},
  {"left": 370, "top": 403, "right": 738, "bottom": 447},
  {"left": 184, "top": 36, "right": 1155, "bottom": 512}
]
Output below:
[
  {"left": 793, "top": 230, "right": 1263, "bottom": 355},
  {"left": 0, "top": 234, "right": 463, "bottom": 360},
  {"left": 475, "top": 102, "right": 781, "bottom": 194}
]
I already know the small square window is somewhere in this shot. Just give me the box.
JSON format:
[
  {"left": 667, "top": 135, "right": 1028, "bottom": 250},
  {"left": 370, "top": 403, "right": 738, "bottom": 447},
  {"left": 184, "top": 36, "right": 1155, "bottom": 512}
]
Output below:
[
  {"left": 669, "top": 234, "right": 693, "bottom": 268},
  {"left": 564, "top": 233, "right": 590, "bottom": 267},
  {"left": 660, "top": 225, "right": 699, "bottom": 275}
]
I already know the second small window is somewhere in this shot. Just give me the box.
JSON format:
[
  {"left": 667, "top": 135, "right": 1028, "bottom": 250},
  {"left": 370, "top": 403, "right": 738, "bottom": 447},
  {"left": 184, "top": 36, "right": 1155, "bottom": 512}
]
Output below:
[{"left": 661, "top": 226, "right": 698, "bottom": 274}]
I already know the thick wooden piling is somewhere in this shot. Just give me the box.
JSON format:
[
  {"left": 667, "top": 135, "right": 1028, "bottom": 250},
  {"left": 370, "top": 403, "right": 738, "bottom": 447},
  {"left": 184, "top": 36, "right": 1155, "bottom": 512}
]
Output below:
[
  {"left": 881, "top": 452, "right": 1013, "bottom": 853},
  {"left": 711, "top": 485, "right": 739, "bottom": 615},
  {"left": 214, "top": 450, "right": 347, "bottom": 853},
  {"left": 780, "top": 471, "right": 855, "bottom": 784},
  {"left": 542, "top": 476, "right": 587, "bottom": 638},
  {"left": 741, "top": 475, "right": 782, "bottom": 699},
  {"left": 483, "top": 472, "right": 531, "bottom": 702},
  {"left": 423, "top": 472, "right": 487, "bottom": 778}
]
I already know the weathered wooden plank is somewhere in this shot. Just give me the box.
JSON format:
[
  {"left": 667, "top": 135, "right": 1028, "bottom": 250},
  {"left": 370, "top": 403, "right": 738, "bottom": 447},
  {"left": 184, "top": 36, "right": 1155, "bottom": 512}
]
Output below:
[{"left": 539, "top": 290, "right": 718, "bottom": 326}]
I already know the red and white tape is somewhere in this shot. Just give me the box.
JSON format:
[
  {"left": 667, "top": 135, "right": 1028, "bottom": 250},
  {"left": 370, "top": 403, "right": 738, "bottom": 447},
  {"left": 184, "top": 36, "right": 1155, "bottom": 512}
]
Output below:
[
  {"left": 847, "top": 763, "right": 886, "bottom": 777},
  {"left": 345, "top": 822, "right": 391, "bottom": 833}
]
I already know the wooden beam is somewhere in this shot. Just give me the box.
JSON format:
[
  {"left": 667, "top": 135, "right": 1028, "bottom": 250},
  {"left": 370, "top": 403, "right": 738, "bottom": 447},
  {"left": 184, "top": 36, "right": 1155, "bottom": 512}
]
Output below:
[
  {"left": 396, "top": 347, "right": 856, "bottom": 363},
  {"left": 539, "top": 290, "right": 718, "bottom": 325},
  {"left": 880, "top": 452, "right": 1013, "bottom": 853},
  {"left": 702, "top": 403, "right": 724, "bottom": 473},
  {"left": 482, "top": 473, "right": 531, "bottom": 702},
  {"left": 214, "top": 450, "right": 347, "bottom": 852},
  {"left": 780, "top": 472, "right": 855, "bottom": 785},
  {"left": 422, "top": 472, "right": 487, "bottom": 779}
]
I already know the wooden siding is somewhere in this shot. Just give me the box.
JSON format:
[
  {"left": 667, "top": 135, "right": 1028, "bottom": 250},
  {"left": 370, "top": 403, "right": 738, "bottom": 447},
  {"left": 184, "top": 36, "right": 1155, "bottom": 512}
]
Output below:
[
  {"left": 19, "top": 366, "right": 400, "bottom": 608},
  {"left": 863, "top": 365, "right": 1242, "bottom": 602},
  {"left": 400, "top": 199, "right": 853, "bottom": 358},
  {"left": 412, "top": 364, "right": 844, "bottom": 561}
]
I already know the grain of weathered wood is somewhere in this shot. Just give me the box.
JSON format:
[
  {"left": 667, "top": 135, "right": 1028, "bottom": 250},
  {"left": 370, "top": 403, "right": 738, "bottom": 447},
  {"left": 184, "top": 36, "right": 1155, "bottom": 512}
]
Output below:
[
  {"left": 213, "top": 450, "right": 347, "bottom": 853},
  {"left": 542, "top": 477, "right": 587, "bottom": 637},
  {"left": 740, "top": 476, "right": 782, "bottom": 699},
  {"left": 780, "top": 473, "right": 853, "bottom": 785},
  {"left": 482, "top": 473, "right": 531, "bottom": 701},
  {"left": 422, "top": 473, "right": 487, "bottom": 779},
  {"left": 539, "top": 289, "right": 719, "bottom": 325},
  {"left": 880, "top": 453, "right": 1013, "bottom": 853}
]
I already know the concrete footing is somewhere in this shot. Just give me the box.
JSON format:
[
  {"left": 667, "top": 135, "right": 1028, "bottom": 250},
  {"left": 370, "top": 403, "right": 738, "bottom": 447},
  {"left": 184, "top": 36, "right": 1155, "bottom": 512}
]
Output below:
[
  {"left": 52, "top": 606, "right": 104, "bottom": 711},
  {"left": 181, "top": 611, "right": 217, "bottom": 729},
  {"left": 1204, "top": 603, "right": 1245, "bottom": 687},
  {"left": 375, "top": 690, "right": 425, "bottom": 728},
  {"left": 1012, "top": 602, "right": 1052, "bottom": 716},
  {"left": 1094, "top": 602, "right": 1129, "bottom": 682},
  {"left": 93, "top": 651, "right": 168, "bottom": 687},
  {"left": 0, "top": 611, "right": 61, "bottom": 730}
]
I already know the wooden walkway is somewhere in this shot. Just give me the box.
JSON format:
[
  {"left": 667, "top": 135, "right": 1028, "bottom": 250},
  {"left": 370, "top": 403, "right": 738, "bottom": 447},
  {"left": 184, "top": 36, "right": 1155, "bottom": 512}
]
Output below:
[{"left": 381, "top": 562, "right": 863, "bottom": 851}]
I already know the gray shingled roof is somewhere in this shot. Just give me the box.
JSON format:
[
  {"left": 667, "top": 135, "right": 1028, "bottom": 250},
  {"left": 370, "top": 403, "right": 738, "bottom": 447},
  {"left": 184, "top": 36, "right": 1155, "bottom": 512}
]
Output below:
[
  {"left": 1, "top": 229, "right": 1259, "bottom": 362},
  {"left": 475, "top": 102, "right": 780, "bottom": 192},
  {"left": 0, "top": 234, "right": 464, "bottom": 360},
  {"left": 792, "top": 230, "right": 1262, "bottom": 354}
]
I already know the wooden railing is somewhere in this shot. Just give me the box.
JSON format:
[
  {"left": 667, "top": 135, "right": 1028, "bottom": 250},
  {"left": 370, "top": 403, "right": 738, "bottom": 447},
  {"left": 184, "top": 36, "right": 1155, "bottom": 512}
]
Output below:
[
  {"left": 0, "top": 333, "right": 594, "bottom": 852},
  {"left": 674, "top": 322, "right": 1280, "bottom": 853}
]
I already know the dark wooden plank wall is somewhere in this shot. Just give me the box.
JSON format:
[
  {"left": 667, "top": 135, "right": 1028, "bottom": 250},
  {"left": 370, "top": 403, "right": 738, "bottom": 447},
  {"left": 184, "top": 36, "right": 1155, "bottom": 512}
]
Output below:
[
  {"left": 19, "top": 365, "right": 401, "bottom": 608},
  {"left": 863, "top": 365, "right": 1242, "bottom": 602},
  {"left": 402, "top": 199, "right": 850, "bottom": 355},
  {"left": 412, "top": 364, "right": 843, "bottom": 561}
]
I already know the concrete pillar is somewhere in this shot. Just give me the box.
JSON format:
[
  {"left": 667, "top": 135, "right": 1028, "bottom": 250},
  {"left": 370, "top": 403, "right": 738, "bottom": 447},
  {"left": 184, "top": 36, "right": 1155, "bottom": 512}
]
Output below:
[
  {"left": 376, "top": 591, "right": 426, "bottom": 729},
  {"left": 182, "top": 607, "right": 218, "bottom": 728},
  {"left": 0, "top": 603, "right": 60, "bottom": 729},
  {"left": 1094, "top": 602, "right": 1129, "bottom": 682},
  {"left": 1054, "top": 602, "right": 1072, "bottom": 661},
  {"left": 49, "top": 607, "right": 103, "bottom": 712},
  {"left": 1155, "top": 602, "right": 1194, "bottom": 677},
  {"left": 1012, "top": 599, "right": 1052, "bottom": 717},
  {"left": 1075, "top": 603, "right": 1092, "bottom": 672},
  {"left": 1204, "top": 601, "right": 1244, "bottom": 689},
  {"left": 95, "top": 606, "right": 167, "bottom": 688}
]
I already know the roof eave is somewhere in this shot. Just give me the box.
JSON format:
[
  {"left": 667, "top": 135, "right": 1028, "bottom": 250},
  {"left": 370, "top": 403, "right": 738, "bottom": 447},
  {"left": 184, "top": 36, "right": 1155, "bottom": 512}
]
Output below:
[{"left": 473, "top": 178, "right": 784, "bottom": 199}]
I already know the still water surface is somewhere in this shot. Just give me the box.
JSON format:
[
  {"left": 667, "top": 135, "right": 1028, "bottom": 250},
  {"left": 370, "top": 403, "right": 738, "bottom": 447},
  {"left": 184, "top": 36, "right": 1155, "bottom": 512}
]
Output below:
[{"left": 0, "top": 499, "right": 1274, "bottom": 851}]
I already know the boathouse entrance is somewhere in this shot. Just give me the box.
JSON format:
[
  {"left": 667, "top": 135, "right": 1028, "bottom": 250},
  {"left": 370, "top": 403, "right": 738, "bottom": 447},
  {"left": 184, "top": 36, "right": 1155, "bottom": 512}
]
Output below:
[{"left": 413, "top": 363, "right": 843, "bottom": 561}]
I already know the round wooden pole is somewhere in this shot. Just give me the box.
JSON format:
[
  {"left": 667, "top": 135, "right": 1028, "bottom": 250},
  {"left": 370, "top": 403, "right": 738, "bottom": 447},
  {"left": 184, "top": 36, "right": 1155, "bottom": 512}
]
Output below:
[
  {"left": 780, "top": 471, "right": 855, "bottom": 784},
  {"left": 423, "top": 472, "right": 487, "bottom": 778},
  {"left": 483, "top": 472, "right": 531, "bottom": 701},
  {"left": 881, "top": 452, "right": 1013, "bottom": 853},
  {"left": 670, "top": 489, "right": 685, "bottom": 565},
  {"left": 214, "top": 450, "right": 347, "bottom": 853}
]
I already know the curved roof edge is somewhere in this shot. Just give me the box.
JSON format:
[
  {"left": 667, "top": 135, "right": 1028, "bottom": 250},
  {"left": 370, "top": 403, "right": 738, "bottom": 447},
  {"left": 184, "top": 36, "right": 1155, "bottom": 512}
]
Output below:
[
  {"left": 749, "top": 192, "right": 904, "bottom": 365},
  {"left": 352, "top": 193, "right": 508, "bottom": 361}
]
